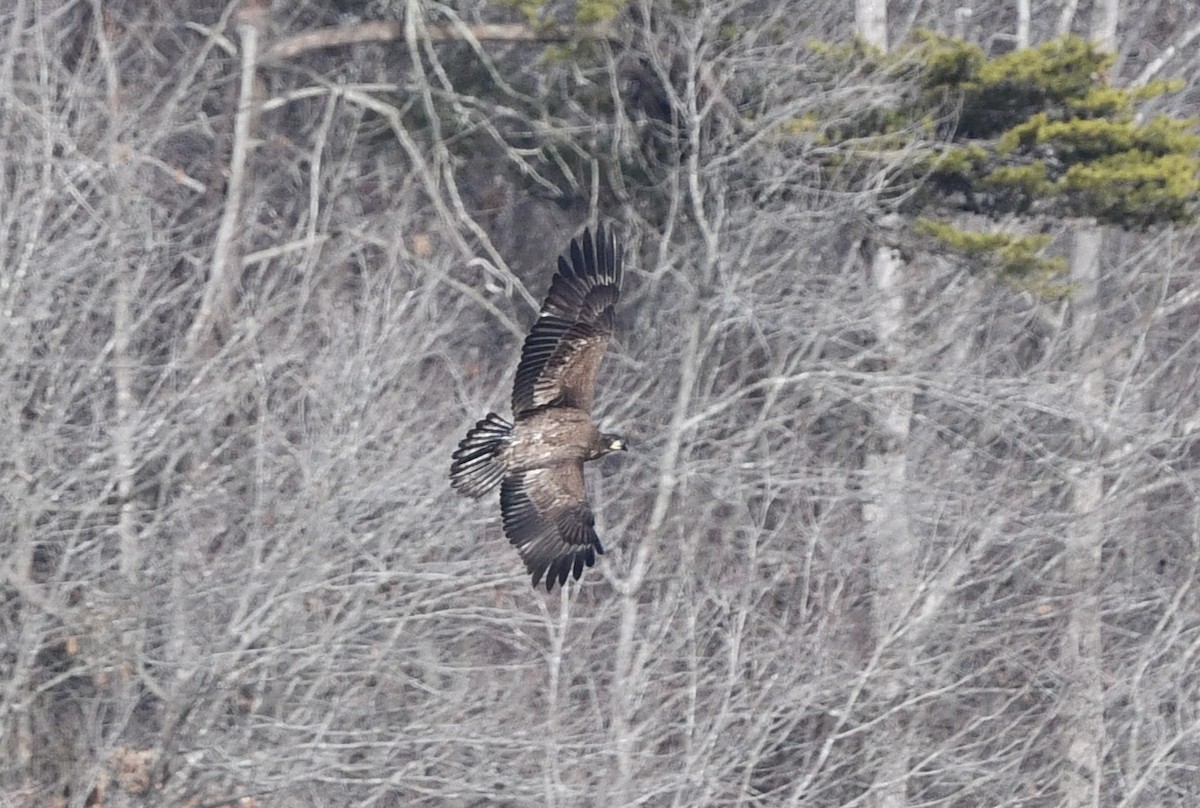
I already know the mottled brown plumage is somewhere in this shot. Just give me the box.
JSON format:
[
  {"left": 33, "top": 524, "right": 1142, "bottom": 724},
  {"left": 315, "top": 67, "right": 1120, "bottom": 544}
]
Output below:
[{"left": 450, "top": 226, "right": 627, "bottom": 591}]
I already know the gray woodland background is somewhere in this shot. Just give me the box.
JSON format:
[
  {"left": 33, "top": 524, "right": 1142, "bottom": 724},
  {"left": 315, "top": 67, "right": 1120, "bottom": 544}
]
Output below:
[{"left": 3, "top": 0, "right": 1200, "bottom": 806}]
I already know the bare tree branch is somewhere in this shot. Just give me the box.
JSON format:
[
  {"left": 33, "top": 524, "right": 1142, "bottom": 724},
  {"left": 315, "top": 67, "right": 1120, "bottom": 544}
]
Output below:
[
  {"left": 263, "top": 20, "right": 613, "bottom": 63},
  {"left": 184, "top": 2, "right": 265, "bottom": 357},
  {"left": 1135, "top": 20, "right": 1200, "bottom": 86}
]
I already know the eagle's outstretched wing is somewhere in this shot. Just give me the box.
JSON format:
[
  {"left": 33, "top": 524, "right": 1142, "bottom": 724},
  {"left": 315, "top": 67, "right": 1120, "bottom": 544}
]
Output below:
[
  {"left": 511, "top": 226, "right": 623, "bottom": 417},
  {"left": 500, "top": 464, "right": 605, "bottom": 591}
]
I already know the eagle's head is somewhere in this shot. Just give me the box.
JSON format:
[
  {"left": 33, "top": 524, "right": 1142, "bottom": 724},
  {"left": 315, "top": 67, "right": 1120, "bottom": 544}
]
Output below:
[{"left": 603, "top": 433, "right": 629, "bottom": 453}]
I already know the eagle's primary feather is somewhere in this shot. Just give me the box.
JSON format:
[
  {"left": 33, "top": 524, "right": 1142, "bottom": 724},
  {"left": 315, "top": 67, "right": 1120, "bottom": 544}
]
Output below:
[{"left": 512, "top": 227, "right": 622, "bottom": 416}]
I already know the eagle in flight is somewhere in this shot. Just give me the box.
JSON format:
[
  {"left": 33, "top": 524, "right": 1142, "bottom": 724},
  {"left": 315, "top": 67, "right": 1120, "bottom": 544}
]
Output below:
[{"left": 450, "top": 226, "right": 627, "bottom": 591}]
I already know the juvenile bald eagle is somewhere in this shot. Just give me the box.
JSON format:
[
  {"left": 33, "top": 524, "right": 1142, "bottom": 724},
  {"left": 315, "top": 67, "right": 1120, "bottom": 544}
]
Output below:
[{"left": 450, "top": 226, "right": 627, "bottom": 591}]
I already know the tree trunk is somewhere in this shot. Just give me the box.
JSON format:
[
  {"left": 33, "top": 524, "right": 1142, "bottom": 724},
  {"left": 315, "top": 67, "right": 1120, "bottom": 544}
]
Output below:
[
  {"left": 857, "top": 6, "right": 904, "bottom": 794},
  {"left": 865, "top": 243, "right": 915, "bottom": 808},
  {"left": 1058, "top": 0, "right": 1080, "bottom": 37},
  {"left": 855, "top": 0, "right": 887, "bottom": 51},
  {"left": 1062, "top": 224, "right": 1106, "bottom": 808},
  {"left": 1091, "top": 0, "right": 1119, "bottom": 54}
]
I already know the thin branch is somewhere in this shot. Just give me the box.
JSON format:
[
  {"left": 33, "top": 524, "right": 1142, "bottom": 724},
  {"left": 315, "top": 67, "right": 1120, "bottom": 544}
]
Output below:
[
  {"left": 132, "top": 151, "right": 208, "bottom": 193},
  {"left": 241, "top": 235, "right": 328, "bottom": 267}
]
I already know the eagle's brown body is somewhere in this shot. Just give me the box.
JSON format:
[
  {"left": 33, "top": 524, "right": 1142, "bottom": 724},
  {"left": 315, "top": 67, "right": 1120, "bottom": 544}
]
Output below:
[
  {"left": 450, "top": 226, "right": 627, "bottom": 591},
  {"left": 505, "top": 408, "right": 614, "bottom": 472}
]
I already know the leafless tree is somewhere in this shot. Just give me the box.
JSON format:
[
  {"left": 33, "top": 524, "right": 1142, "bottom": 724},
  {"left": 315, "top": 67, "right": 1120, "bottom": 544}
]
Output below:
[{"left": 3, "top": 1, "right": 1200, "bottom": 807}]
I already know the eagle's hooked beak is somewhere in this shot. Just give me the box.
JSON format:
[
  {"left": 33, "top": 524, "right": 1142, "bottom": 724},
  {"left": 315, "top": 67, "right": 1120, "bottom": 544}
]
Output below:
[{"left": 610, "top": 436, "right": 629, "bottom": 452}]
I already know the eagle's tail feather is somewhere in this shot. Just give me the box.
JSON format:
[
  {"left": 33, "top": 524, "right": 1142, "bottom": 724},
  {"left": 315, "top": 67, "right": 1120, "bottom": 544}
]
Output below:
[{"left": 450, "top": 413, "right": 513, "bottom": 498}]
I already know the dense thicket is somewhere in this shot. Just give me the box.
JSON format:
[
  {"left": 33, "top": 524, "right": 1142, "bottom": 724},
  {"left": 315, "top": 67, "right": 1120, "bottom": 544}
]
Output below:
[{"left": 3, "top": 1, "right": 1199, "bottom": 806}]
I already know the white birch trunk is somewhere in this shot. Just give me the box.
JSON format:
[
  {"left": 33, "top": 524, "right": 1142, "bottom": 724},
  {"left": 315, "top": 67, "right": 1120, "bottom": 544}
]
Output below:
[
  {"left": 1058, "top": 0, "right": 1080, "bottom": 37},
  {"left": 1091, "top": 0, "right": 1119, "bottom": 54},
  {"left": 1016, "top": 0, "right": 1031, "bottom": 49},
  {"left": 1063, "top": 224, "right": 1106, "bottom": 808},
  {"left": 865, "top": 244, "right": 914, "bottom": 808},
  {"left": 855, "top": 0, "right": 888, "bottom": 51}
]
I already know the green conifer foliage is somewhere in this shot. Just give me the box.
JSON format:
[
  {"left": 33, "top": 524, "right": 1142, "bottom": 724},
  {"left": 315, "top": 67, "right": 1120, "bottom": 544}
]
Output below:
[
  {"left": 909, "top": 35, "right": 1200, "bottom": 225},
  {"left": 803, "top": 33, "right": 1200, "bottom": 287}
]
